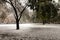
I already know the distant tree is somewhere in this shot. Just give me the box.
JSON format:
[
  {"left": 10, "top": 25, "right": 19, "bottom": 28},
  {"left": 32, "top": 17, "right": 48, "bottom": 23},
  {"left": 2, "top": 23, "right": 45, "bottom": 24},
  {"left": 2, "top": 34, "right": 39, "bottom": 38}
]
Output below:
[
  {"left": 28, "top": 0, "right": 58, "bottom": 24},
  {"left": 2, "top": 0, "right": 28, "bottom": 30},
  {"left": 0, "top": 12, "right": 7, "bottom": 23}
]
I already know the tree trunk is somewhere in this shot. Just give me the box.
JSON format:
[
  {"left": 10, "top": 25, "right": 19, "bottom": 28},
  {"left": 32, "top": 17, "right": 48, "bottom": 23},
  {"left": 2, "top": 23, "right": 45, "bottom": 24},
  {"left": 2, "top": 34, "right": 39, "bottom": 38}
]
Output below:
[
  {"left": 16, "top": 20, "right": 19, "bottom": 30},
  {"left": 43, "top": 20, "right": 45, "bottom": 25}
]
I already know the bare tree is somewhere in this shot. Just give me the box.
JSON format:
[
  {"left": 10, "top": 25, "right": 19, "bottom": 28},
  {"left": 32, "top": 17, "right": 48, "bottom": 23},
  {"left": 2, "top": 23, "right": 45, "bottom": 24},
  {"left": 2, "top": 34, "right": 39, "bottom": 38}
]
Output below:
[{"left": 4, "top": 0, "right": 27, "bottom": 30}]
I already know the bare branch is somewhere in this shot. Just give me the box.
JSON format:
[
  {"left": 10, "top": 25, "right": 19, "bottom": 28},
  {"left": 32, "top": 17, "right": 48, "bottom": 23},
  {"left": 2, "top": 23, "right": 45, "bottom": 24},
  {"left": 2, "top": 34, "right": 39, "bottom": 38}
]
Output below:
[
  {"left": 9, "top": 0, "right": 18, "bottom": 20},
  {"left": 18, "top": 5, "right": 27, "bottom": 21}
]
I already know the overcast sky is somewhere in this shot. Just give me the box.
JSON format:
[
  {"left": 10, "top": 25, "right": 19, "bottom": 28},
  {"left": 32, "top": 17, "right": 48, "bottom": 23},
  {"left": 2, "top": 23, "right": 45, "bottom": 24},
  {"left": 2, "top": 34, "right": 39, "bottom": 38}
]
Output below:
[
  {"left": 20, "top": 0, "right": 33, "bottom": 12},
  {"left": 20, "top": 0, "right": 28, "bottom": 6},
  {"left": 53, "top": 0, "right": 58, "bottom": 3}
]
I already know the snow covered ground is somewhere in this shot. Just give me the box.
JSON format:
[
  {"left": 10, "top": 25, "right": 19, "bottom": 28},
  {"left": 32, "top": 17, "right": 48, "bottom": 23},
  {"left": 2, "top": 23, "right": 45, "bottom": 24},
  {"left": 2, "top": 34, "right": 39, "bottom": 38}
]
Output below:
[
  {"left": 0, "top": 23, "right": 60, "bottom": 30},
  {"left": 0, "top": 24, "right": 60, "bottom": 40}
]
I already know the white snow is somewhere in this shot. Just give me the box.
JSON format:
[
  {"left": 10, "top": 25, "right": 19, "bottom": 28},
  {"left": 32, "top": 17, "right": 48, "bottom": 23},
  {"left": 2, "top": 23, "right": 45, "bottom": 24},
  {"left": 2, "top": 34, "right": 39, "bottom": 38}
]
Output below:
[
  {"left": 0, "top": 24, "right": 60, "bottom": 30},
  {"left": 0, "top": 24, "right": 60, "bottom": 40}
]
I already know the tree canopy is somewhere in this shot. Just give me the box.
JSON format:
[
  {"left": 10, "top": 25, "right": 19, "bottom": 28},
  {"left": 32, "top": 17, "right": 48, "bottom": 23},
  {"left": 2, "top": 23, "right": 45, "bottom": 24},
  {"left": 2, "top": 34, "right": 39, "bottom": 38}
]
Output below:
[{"left": 28, "top": 0, "right": 58, "bottom": 24}]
